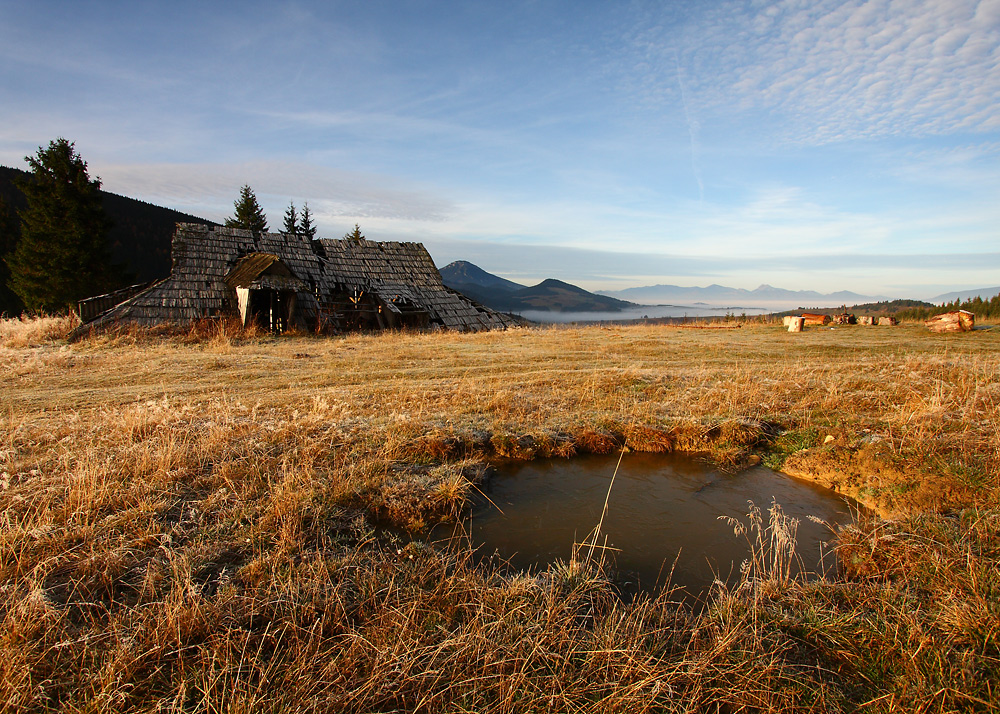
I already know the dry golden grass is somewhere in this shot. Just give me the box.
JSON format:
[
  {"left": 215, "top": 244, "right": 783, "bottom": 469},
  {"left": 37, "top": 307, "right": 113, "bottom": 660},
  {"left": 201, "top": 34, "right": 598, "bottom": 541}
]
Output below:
[
  {"left": 2, "top": 317, "right": 999, "bottom": 712},
  {"left": 0, "top": 314, "right": 78, "bottom": 348}
]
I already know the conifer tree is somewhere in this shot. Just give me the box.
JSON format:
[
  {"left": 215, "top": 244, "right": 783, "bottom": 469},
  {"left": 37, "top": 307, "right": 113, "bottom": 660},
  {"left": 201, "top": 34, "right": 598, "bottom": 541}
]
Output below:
[
  {"left": 225, "top": 185, "right": 269, "bottom": 233},
  {"left": 344, "top": 223, "right": 365, "bottom": 242},
  {"left": 7, "top": 138, "right": 116, "bottom": 312},
  {"left": 299, "top": 202, "right": 317, "bottom": 240},
  {"left": 282, "top": 201, "right": 299, "bottom": 236}
]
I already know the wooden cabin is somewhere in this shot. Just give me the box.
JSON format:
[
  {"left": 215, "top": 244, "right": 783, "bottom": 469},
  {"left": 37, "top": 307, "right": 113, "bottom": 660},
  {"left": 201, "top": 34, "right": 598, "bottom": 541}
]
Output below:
[{"left": 76, "top": 224, "right": 510, "bottom": 334}]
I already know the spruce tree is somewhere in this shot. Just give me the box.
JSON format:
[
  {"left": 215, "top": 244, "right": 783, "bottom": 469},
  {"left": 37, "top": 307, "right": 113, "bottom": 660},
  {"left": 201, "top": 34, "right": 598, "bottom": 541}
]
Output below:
[
  {"left": 225, "top": 185, "right": 269, "bottom": 233},
  {"left": 7, "top": 138, "right": 116, "bottom": 312},
  {"left": 299, "top": 202, "right": 317, "bottom": 240},
  {"left": 281, "top": 201, "right": 299, "bottom": 236},
  {"left": 344, "top": 223, "right": 365, "bottom": 242}
]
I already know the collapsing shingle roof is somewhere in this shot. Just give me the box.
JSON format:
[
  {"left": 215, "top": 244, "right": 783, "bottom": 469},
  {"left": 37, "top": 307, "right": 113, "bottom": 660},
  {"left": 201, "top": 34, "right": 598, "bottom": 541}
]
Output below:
[
  {"left": 77, "top": 223, "right": 511, "bottom": 333},
  {"left": 225, "top": 252, "right": 309, "bottom": 292}
]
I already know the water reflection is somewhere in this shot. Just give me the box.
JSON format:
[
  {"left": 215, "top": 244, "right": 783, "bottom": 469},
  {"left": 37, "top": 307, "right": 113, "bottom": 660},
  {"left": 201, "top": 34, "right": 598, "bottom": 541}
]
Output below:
[{"left": 441, "top": 452, "right": 857, "bottom": 597}]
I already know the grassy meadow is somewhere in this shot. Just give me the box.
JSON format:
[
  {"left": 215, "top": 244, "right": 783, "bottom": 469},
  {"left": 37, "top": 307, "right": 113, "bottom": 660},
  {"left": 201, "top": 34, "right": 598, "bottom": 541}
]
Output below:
[{"left": 2, "top": 315, "right": 999, "bottom": 712}]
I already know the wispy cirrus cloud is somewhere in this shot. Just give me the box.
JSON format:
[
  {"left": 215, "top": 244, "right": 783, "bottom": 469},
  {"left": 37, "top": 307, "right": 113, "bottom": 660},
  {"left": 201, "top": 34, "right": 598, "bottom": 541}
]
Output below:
[
  {"left": 98, "top": 160, "right": 454, "bottom": 227},
  {"left": 884, "top": 140, "right": 1000, "bottom": 187},
  {"left": 624, "top": 0, "right": 1000, "bottom": 143}
]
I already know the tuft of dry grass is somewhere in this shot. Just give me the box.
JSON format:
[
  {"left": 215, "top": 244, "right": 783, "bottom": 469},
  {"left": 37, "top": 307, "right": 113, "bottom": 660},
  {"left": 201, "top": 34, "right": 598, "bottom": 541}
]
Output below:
[
  {"left": 719, "top": 500, "right": 802, "bottom": 591},
  {"left": 2, "top": 317, "right": 1000, "bottom": 711},
  {"left": 0, "top": 314, "right": 79, "bottom": 348}
]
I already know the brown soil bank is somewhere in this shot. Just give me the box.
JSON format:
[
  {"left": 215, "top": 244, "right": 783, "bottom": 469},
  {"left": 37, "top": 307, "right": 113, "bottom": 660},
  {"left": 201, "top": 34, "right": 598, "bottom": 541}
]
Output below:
[{"left": 1, "top": 318, "right": 998, "bottom": 712}]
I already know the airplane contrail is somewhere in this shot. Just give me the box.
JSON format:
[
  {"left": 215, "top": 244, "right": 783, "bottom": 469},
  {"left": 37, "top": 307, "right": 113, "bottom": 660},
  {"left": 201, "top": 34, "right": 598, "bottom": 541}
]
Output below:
[{"left": 673, "top": 48, "right": 704, "bottom": 201}]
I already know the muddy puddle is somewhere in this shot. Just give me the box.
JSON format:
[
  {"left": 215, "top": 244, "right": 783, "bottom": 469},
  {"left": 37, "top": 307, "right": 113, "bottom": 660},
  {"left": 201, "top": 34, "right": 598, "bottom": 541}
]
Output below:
[{"left": 433, "top": 452, "right": 857, "bottom": 598}]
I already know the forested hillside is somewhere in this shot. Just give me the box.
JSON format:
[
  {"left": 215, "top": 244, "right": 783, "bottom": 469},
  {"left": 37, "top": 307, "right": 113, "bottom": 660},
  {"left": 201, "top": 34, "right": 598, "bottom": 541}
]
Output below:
[
  {"left": 895, "top": 294, "right": 1000, "bottom": 322},
  {"left": 0, "top": 165, "right": 216, "bottom": 314},
  {"left": 773, "top": 299, "right": 936, "bottom": 319}
]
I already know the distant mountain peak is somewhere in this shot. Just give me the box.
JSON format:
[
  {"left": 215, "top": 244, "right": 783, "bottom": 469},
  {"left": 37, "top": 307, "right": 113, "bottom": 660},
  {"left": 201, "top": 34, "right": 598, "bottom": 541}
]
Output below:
[
  {"left": 439, "top": 261, "right": 524, "bottom": 293},
  {"left": 533, "top": 278, "right": 581, "bottom": 291},
  {"left": 440, "top": 261, "right": 634, "bottom": 313}
]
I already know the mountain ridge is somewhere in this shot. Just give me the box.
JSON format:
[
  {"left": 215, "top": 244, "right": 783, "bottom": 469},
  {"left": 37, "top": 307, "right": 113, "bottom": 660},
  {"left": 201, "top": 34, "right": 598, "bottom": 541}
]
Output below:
[
  {"left": 597, "top": 282, "right": 890, "bottom": 309},
  {"left": 930, "top": 286, "right": 1000, "bottom": 303},
  {"left": 440, "top": 263, "right": 633, "bottom": 313}
]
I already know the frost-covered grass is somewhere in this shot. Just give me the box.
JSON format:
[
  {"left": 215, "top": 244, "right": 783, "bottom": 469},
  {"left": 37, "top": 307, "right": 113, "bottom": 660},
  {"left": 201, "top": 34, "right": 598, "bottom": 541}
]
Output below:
[
  {"left": 0, "top": 313, "right": 78, "bottom": 348},
  {"left": 2, "top": 319, "right": 998, "bottom": 712}
]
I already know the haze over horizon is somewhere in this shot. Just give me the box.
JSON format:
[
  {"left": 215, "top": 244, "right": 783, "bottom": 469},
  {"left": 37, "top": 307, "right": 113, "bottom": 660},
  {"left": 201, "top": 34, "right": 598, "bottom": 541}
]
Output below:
[{"left": 2, "top": 0, "right": 998, "bottom": 300}]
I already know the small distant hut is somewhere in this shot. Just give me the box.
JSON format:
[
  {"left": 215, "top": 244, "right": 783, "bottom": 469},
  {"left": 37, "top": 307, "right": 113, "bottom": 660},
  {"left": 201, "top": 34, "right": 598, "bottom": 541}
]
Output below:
[
  {"left": 786, "top": 316, "right": 804, "bottom": 332},
  {"left": 801, "top": 313, "right": 831, "bottom": 326},
  {"left": 76, "top": 224, "right": 510, "bottom": 334},
  {"left": 925, "top": 310, "right": 975, "bottom": 333}
]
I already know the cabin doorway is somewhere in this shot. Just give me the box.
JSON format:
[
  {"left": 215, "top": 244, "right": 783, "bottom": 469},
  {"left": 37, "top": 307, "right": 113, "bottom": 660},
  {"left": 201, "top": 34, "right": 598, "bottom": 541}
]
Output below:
[
  {"left": 236, "top": 287, "right": 297, "bottom": 332},
  {"left": 227, "top": 253, "right": 307, "bottom": 333}
]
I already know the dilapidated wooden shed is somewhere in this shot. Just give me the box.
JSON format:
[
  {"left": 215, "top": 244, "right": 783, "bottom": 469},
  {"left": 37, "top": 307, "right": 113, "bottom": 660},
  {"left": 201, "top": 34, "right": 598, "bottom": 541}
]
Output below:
[{"left": 77, "top": 224, "right": 510, "bottom": 334}]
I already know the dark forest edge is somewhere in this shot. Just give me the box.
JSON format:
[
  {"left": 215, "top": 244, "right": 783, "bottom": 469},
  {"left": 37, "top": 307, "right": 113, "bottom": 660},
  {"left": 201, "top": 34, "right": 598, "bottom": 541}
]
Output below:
[{"left": 0, "top": 163, "right": 216, "bottom": 316}]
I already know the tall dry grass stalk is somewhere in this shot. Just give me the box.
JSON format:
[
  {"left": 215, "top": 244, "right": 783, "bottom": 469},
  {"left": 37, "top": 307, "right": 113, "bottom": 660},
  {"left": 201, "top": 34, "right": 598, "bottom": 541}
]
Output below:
[
  {"left": 719, "top": 500, "right": 801, "bottom": 591},
  {"left": 570, "top": 445, "right": 626, "bottom": 579},
  {"left": 2, "top": 320, "right": 999, "bottom": 711}
]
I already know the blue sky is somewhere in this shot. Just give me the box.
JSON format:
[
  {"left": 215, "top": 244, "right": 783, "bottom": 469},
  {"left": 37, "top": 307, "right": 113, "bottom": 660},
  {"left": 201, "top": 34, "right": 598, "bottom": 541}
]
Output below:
[{"left": 2, "top": 0, "right": 998, "bottom": 298}]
